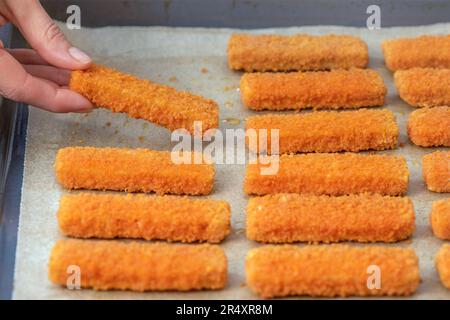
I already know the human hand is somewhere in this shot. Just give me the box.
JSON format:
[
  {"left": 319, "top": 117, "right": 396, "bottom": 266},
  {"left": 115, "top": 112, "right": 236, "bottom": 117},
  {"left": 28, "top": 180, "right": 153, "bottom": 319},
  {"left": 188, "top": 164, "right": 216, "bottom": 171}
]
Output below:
[{"left": 0, "top": 0, "right": 93, "bottom": 112}]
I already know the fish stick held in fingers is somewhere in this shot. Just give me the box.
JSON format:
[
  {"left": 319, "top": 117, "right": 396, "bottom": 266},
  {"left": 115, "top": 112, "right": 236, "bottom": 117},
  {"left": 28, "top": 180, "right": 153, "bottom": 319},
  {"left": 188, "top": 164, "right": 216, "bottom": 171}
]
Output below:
[
  {"left": 394, "top": 68, "right": 450, "bottom": 108},
  {"left": 408, "top": 106, "right": 450, "bottom": 147},
  {"left": 244, "top": 153, "right": 409, "bottom": 196},
  {"left": 228, "top": 33, "right": 368, "bottom": 72},
  {"left": 430, "top": 198, "right": 450, "bottom": 240},
  {"left": 55, "top": 147, "right": 215, "bottom": 195},
  {"left": 246, "top": 193, "right": 415, "bottom": 243},
  {"left": 436, "top": 244, "right": 450, "bottom": 289},
  {"left": 70, "top": 64, "right": 218, "bottom": 135},
  {"left": 382, "top": 35, "right": 450, "bottom": 71},
  {"left": 246, "top": 245, "right": 420, "bottom": 298},
  {"left": 49, "top": 240, "right": 227, "bottom": 292},
  {"left": 240, "top": 69, "right": 386, "bottom": 111},
  {"left": 58, "top": 193, "right": 231, "bottom": 243},
  {"left": 422, "top": 151, "right": 450, "bottom": 193},
  {"left": 246, "top": 109, "right": 398, "bottom": 154}
]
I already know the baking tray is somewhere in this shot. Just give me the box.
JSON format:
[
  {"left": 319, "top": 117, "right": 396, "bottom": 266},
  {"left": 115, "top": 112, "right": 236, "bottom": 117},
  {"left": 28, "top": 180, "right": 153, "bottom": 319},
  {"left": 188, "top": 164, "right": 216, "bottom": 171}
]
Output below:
[{"left": 1, "top": 0, "right": 450, "bottom": 300}]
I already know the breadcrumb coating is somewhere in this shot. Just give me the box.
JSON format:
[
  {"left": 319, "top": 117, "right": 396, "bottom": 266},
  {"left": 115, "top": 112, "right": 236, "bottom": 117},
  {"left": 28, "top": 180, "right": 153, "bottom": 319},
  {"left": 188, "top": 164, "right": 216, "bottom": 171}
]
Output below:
[
  {"left": 430, "top": 198, "right": 450, "bottom": 240},
  {"left": 70, "top": 64, "right": 218, "bottom": 135},
  {"left": 422, "top": 151, "right": 450, "bottom": 193},
  {"left": 240, "top": 69, "right": 386, "bottom": 110},
  {"left": 246, "top": 109, "right": 398, "bottom": 154},
  {"left": 382, "top": 35, "right": 450, "bottom": 71},
  {"left": 49, "top": 240, "right": 227, "bottom": 291},
  {"left": 246, "top": 193, "right": 414, "bottom": 243},
  {"left": 408, "top": 106, "right": 450, "bottom": 147},
  {"left": 228, "top": 33, "right": 368, "bottom": 72},
  {"left": 244, "top": 153, "right": 409, "bottom": 196},
  {"left": 436, "top": 244, "right": 450, "bottom": 289},
  {"left": 58, "top": 193, "right": 230, "bottom": 243},
  {"left": 394, "top": 68, "right": 450, "bottom": 107},
  {"left": 246, "top": 245, "right": 420, "bottom": 298},
  {"left": 55, "top": 147, "right": 215, "bottom": 195}
]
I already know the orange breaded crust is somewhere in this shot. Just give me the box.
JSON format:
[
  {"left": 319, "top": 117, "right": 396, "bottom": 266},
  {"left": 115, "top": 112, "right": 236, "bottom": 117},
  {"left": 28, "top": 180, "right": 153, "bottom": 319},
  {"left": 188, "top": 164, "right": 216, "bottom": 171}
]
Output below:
[
  {"left": 436, "top": 244, "right": 450, "bottom": 289},
  {"left": 70, "top": 64, "right": 218, "bottom": 135},
  {"left": 228, "top": 33, "right": 368, "bottom": 72},
  {"left": 422, "top": 151, "right": 450, "bottom": 193},
  {"left": 408, "top": 106, "right": 450, "bottom": 147},
  {"left": 55, "top": 147, "right": 215, "bottom": 195},
  {"left": 246, "top": 193, "right": 414, "bottom": 243},
  {"left": 240, "top": 69, "right": 386, "bottom": 110},
  {"left": 246, "top": 109, "right": 398, "bottom": 154},
  {"left": 430, "top": 198, "right": 450, "bottom": 240},
  {"left": 49, "top": 240, "right": 227, "bottom": 291},
  {"left": 382, "top": 35, "right": 450, "bottom": 71},
  {"left": 58, "top": 193, "right": 231, "bottom": 243},
  {"left": 246, "top": 245, "right": 420, "bottom": 298},
  {"left": 394, "top": 68, "right": 450, "bottom": 107},
  {"left": 244, "top": 153, "right": 409, "bottom": 196}
]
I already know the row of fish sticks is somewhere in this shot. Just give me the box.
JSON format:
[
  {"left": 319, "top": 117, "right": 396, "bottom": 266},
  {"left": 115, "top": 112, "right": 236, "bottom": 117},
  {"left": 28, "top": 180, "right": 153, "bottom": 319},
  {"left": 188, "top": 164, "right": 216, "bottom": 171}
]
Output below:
[{"left": 227, "top": 33, "right": 449, "bottom": 297}]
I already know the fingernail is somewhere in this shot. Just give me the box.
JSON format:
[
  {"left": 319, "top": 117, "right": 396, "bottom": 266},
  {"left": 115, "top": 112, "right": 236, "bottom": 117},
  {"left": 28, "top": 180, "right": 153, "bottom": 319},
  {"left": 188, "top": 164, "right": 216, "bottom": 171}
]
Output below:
[{"left": 68, "top": 47, "right": 92, "bottom": 64}]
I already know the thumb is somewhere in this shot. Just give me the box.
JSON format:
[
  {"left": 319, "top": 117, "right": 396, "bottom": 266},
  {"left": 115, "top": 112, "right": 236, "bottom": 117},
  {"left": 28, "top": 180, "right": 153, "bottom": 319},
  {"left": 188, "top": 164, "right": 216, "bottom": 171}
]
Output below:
[{"left": 7, "top": 0, "right": 91, "bottom": 70}]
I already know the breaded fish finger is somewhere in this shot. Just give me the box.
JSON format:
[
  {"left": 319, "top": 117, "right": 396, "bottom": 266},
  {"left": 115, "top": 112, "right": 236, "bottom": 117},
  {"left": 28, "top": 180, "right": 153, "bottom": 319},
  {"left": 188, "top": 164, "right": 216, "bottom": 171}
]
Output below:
[
  {"left": 408, "top": 106, "right": 450, "bottom": 147},
  {"left": 49, "top": 240, "right": 227, "bottom": 291},
  {"left": 70, "top": 64, "right": 218, "bottom": 135},
  {"left": 246, "top": 245, "right": 420, "bottom": 298},
  {"left": 244, "top": 153, "right": 408, "bottom": 196},
  {"left": 437, "top": 244, "right": 450, "bottom": 289},
  {"left": 228, "top": 33, "right": 368, "bottom": 72},
  {"left": 240, "top": 69, "right": 386, "bottom": 111},
  {"left": 58, "top": 193, "right": 230, "bottom": 243},
  {"left": 246, "top": 109, "right": 398, "bottom": 154},
  {"left": 394, "top": 68, "right": 450, "bottom": 107},
  {"left": 422, "top": 151, "right": 450, "bottom": 193},
  {"left": 246, "top": 193, "right": 414, "bottom": 243},
  {"left": 430, "top": 198, "right": 450, "bottom": 240},
  {"left": 382, "top": 35, "right": 450, "bottom": 71},
  {"left": 55, "top": 147, "right": 214, "bottom": 195}
]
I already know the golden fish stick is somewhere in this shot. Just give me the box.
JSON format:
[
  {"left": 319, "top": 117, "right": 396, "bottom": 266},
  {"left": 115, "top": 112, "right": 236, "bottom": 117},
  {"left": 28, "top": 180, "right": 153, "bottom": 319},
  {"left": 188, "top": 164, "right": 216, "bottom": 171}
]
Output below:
[
  {"left": 382, "top": 35, "right": 450, "bottom": 71},
  {"left": 246, "top": 109, "right": 398, "bottom": 154},
  {"left": 430, "top": 198, "right": 450, "bottom": 240},
  {"left": 422, "top": 151, "right": 450, "bottom": 193},
  {"left": 228, "top": 33, "right": 368, "bottom": 72},
  {"left": 55, "top": 147, "right": 214, "bottom": 195},
  {"left": 246, "top": 193, "right": 414, "bottom": 243},
  {"left": 70, "top": 64, "right": 218, "bottom": 135},
  {"left": 240, "top": 69, "right": 386, "bottom": 111},
  {"left": 246, "top": 245, "right": 420, "bottom": 298},
  {"left": 58, "top": 193, "right": 231, "bottom": 243},
  {"left": 244, "top": 153, "right": 409, "bottom": 196},
  {"left": 49, "top": 240, "right": 227, "bottom": 291},
  {"left": 436, "top": 244, "right": 450, "bottom": 289},
  {"left": 394, "top": 68, "right": 450, "bottom": 107},
  {"left": 408, "top": 106, "right": 450, "bottom": 147}
]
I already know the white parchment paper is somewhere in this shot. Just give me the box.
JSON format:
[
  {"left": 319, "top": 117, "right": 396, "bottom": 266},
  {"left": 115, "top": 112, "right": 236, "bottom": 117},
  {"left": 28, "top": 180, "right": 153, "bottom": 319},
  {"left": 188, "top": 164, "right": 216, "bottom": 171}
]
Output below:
[{"left": 12, "top": 23, "right": 450, "bottom": 299}]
